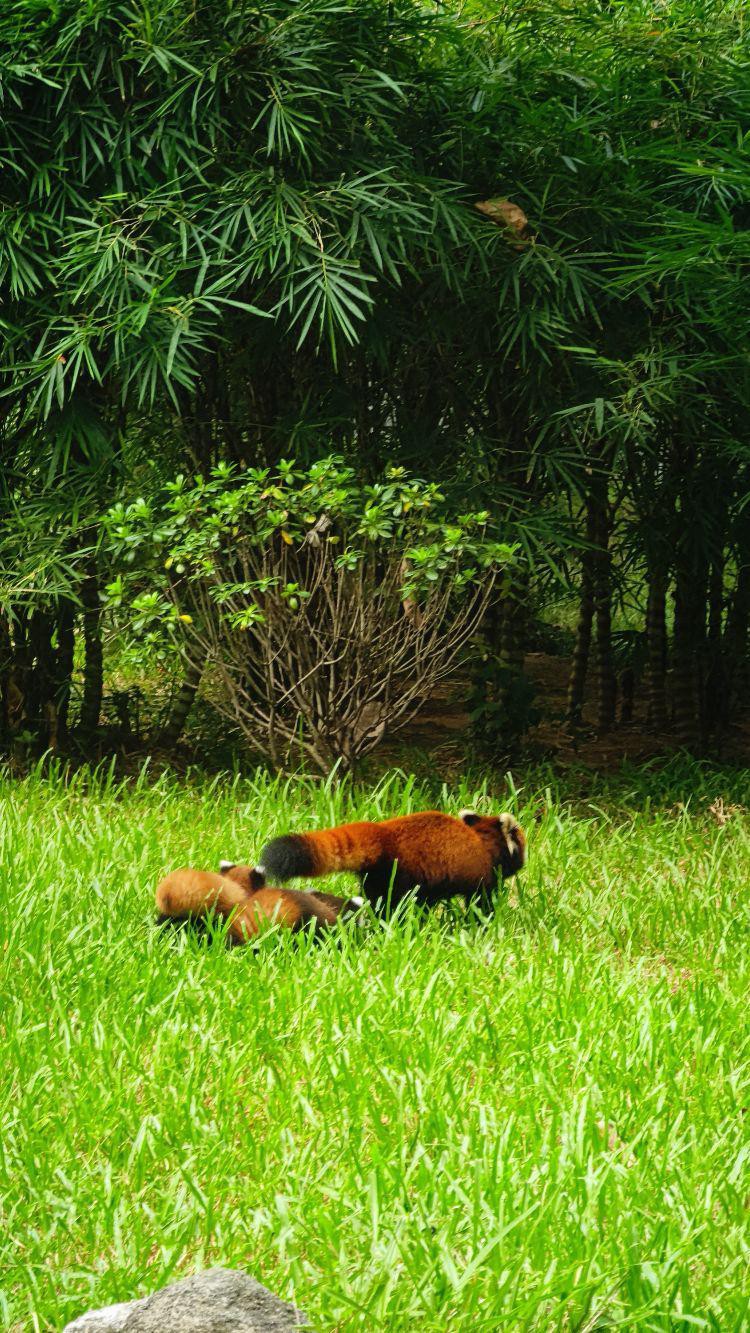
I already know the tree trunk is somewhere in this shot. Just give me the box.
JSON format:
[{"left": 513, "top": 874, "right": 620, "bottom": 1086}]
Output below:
[
  {"left": 566, "top": 501, "right": 596, "bottom": 724},
  {"left": 724, "top": 559, "right": 750, "bottom": 706},
  {"left": 0, "top": 615, "right": 13, "bottom": 753},
  {"left": 55, "top": 600, "right": 76, "bottom": 745},
  {"left": 668, "top": 438, "right": 708, "bottom": 749},
  {"left": 10, "top": 611, "right": 30, "bottom": 733},
  {"left": 79, "top": 559, "right": 103, "bottom": 742},
  {"left": 707, "top": 556, "right": 724, "bottom": 646},
  {"left": 157, "top": 659, "right": 203, "bottom": 750},
  {"left": 27, "top": 610, "right": 56, "bottom": 751},
  {"left": 704, "top": 554, "right": 727, "bottom": 736},
  {"left": 592, "top": 487, "right": 616, "bottom": 733},
  {"left": 672, "top": 566, "right": 704, "bottom": 749},
  {"left": 645, "top": 569, "right": 668, "bottom": 730}
]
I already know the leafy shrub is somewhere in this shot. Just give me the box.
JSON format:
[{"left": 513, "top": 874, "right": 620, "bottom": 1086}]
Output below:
[{"left": 104, "top": 457, "right": 515, "bottom": 772}]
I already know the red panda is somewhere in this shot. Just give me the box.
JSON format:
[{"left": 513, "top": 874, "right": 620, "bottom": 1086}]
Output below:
[
  {"left": 257, "top": 809, "right": 526, "bottom": 907},
  {"left": 155, "top": 864, "right": 363, "bottom": 945},
  {"left": 220, "top": 862, "right": 365, "bottom": 924}
]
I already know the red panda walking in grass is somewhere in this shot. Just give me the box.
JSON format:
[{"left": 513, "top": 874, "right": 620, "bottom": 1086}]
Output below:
[
  {"left": 155, "top": 864, "right": 363, "bottom": 944},
  {"left": 257, "top": 810, "right": 526, "bottom": 908}
]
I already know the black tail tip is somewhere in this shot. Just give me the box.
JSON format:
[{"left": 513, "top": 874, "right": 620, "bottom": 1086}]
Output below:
[{"left": 260, "top": 834, "right": 315, "bottom": 881}]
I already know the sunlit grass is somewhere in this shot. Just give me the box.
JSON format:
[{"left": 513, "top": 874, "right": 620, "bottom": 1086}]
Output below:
[{"left": 0, "top": 758, "right": 748, "bottom": 1330}]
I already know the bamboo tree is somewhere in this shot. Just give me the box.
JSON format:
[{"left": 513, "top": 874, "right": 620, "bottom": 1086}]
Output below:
[
  {"left": 54, "top": 601, "right": 75, "bottom": 745},
  {"left": 704, "top": 553, "right": 728, "bottom": 736},
  {"left": 566, "top": 501, "right": 597, "bottom": 725},
  {"left": 724, "top": 557, "right": 750, "bottom": 709},
  {"left": 157, "top": 661, "right": 203, "bottom": 752},
  {"left": 592, "top": 482, "right": 617, "bottom": 734},
  {"left": 645, "top": 570, "right": 669, "bottom": 732},
  {"left": 78, "top": 558, "right": 103, "bottom": 743}
]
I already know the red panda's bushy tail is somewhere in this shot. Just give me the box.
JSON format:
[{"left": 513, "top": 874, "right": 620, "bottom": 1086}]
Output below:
[{"left": 259, "top": 822, "right": 379, "bottom": 882}]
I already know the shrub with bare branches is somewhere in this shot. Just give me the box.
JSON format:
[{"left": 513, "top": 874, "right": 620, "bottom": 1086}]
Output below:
[{"left": 104, "top": 458, "right": 515, "bottom": 772}]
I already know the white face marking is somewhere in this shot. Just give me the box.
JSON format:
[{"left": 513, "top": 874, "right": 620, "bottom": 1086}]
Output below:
[{"left": 499, "top": 813, "right": 526, "bottom": 866}]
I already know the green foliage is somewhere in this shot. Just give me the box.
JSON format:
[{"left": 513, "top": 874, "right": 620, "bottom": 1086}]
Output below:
[
  {"left": 2, "top": 0, "right": 750, "bottom": 757},
  {"left": 468, "top": 656, "right": 540, "bottom": 760},
  {"left": 103, "top": 456, "right": 511, "bottom": 632},
  {"left": 101, "top": 458, "right": 515, "bottom": 770},
  {"left": 1, "top": 760, "right": 749, "bottom": 1327},
  {"left": 0, "top": 0, "right": 481, "bottom": 417}
]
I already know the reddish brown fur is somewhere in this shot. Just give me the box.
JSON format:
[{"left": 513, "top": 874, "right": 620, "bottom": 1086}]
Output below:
[
  {"left": 259, "top": 810, "right": 526, "bottom": 906},
  {"left": 155, "top": 865, "right": 354, "bottom": 945},
  {"left": 222, "top": 865, "right": 363, "bottom": 926}
]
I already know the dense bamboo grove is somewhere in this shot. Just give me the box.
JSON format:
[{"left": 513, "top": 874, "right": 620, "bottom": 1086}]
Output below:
[{"left": 1, "top": 0, "right": 749, "bottom": 764}]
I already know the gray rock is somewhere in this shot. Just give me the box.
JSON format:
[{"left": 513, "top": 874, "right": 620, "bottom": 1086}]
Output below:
[
  {"left": 64, "top": 1302, "right": 134, "bottom": 1332},
  {"left": 64, "top": 1268, "right": 309, "bottom": 1332}
]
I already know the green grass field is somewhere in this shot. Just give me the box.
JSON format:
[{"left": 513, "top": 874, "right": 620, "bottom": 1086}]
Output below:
[{"left": 1, "top": 759, "right": 749, "bottom": 1331}]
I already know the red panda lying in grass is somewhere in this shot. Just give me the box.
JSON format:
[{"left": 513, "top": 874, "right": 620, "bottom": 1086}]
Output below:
[
  {"left": 155, "top": 863, "right": 364, "bottom": 944},
  {"left": 257, "top": 809, "right": 526, "bottom": 908}
]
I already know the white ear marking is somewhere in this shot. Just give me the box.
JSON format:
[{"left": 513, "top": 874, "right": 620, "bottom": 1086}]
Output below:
[
  {"left": 459, "top": 808, "right": 477, "bottom": 822},
  {"left": 219, "top": 859, "right": 236, "bottom": 872}
]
